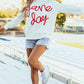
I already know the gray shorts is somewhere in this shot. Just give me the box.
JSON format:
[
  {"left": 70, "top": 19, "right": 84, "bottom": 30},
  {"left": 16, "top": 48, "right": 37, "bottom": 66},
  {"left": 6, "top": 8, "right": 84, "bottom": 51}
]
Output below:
[{"left": 25, "top": 38, "right": 50, "bottom": 50}]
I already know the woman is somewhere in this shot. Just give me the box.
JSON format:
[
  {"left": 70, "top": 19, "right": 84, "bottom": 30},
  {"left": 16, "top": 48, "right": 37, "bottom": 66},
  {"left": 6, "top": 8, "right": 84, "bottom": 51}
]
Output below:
[{"left": 0, "top": 0, "right": 84, "bottom": 84}]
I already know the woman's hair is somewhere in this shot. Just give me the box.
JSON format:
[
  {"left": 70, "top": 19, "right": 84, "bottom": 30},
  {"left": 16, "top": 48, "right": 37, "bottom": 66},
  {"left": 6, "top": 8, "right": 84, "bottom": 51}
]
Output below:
[{"left": 21, "top": 0, "right": 34, "bottom": 17}]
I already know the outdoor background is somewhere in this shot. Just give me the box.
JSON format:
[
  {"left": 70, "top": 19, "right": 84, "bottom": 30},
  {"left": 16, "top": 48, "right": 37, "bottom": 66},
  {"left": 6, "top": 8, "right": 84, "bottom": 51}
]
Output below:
[{"left": 0, "top": 0, "right": 84, "bottom": 84}]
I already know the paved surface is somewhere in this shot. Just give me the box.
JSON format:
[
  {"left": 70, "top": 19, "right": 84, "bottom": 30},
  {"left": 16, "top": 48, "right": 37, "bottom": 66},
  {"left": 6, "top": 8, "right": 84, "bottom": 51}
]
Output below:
[
  {"left": 0, "top": 33, "right": 84, "bottom": 83},
  {"left": 0, "top": 33, "right": 84, "bottom": 69},
  {"left": 0, "top": 52, "right": 63, "bottom": 84}
]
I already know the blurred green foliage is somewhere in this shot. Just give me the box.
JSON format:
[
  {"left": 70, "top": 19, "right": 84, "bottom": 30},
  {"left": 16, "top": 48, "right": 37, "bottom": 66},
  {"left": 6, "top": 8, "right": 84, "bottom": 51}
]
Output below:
[
  {"left": 0, "top": 0, "right": 66, "bottom": 28},
  {"left": 0, "top": 33, "right": 4, "bottom": 35},
  {"left": 56, "top": 13, "right": 66, "bottom": 27},
  {"left": 0, "top": 8, "right": 19, "bottom": 18},
  {"left": 0, "top": 0, "right": 26, "bottom": 30},
  {"left": 22, "top": 0, "right": 25, "bottom": 6},
  {"left": 56, "top": 0, "right": 66, "bottom": 27},
  {"left": 56, "top": 0, "right": 62, "bottom": 3}
]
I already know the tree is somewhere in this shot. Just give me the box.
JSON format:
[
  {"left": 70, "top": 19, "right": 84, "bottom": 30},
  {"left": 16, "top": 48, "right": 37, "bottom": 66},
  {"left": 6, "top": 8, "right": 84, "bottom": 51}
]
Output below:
[
  {"left": 0, "top": 8, "right": 19, "bottom": 18},
  {"left": 22, "top": 0, "right": 25, "bottom": 6},
  {"left": 56, "top": 13, "right": 66, "bottom": 27},
  {"left": 55, "top": 0, "right": 66, "bottom": 27},
  {"left": 56, "top": 0, "right": 62, "bottom": 3}
]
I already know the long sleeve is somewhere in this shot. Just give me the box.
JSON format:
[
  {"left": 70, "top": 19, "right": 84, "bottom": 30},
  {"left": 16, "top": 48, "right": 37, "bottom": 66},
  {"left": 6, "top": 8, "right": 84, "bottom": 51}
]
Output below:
[
  {"left": 53, "top": 1, "right": 84, "bottom": 15},
  {"left": 4, "top": 12, "right": 25, "bottom": 30}
]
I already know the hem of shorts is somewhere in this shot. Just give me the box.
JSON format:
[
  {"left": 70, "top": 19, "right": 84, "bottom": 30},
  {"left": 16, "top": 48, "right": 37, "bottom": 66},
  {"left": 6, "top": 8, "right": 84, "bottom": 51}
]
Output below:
[{"left": 25, "top": 45, "right": 49, "bottom": 50}]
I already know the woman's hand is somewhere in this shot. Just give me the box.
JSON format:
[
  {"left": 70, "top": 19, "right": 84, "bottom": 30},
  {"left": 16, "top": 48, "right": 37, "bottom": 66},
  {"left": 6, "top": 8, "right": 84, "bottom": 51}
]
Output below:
[{"left": 0, "top": 28, "right": 5, "bottom": 33}]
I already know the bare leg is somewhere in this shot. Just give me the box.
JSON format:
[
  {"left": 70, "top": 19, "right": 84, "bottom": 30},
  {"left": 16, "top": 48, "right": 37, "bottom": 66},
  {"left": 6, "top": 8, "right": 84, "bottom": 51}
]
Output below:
[
  {"left": 31, "top": 67, "right": 39, "bottom": 84},
  {"left": 28, "top": 45, "right": 47, "bottom": 72},
  {"left": 26, "top": 48, "right": 39, "bottom": 84}
]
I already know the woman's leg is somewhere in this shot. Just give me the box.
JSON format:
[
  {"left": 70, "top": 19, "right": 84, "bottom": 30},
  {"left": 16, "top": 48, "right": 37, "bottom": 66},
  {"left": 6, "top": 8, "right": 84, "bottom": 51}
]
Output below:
[
  {"left": 26, "top": 48, "right": 39, "bottom": 84},
  {"left": 28, "top": 44, "right": 47, "bottom": 72}
]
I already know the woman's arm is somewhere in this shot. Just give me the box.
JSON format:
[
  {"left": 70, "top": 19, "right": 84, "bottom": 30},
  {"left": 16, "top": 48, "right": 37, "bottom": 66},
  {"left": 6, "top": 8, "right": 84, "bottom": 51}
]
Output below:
[
  {"left": 53, "top": 1, "right": 84, "bottom": 15},
  {"left": 4, "top": 12, "right": 25, "bottom": 30}
]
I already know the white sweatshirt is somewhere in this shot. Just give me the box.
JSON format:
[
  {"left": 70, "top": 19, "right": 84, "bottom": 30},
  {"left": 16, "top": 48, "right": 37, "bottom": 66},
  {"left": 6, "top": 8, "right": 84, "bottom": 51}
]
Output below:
[{"left": 4, "top": 0, "right": 84, "bottom": 39}]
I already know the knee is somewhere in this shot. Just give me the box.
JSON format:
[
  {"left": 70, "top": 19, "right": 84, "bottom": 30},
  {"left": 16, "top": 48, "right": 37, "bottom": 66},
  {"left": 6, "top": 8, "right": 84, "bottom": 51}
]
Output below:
[{"left": 28, "top": 58, "right": 36, "bottom": 67}]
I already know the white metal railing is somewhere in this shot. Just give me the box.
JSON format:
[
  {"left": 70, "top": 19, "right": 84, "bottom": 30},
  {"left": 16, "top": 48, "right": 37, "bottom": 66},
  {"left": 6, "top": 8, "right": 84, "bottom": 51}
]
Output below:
[{"left": 0, "top": 43, "right": 84, "bottom": 84}]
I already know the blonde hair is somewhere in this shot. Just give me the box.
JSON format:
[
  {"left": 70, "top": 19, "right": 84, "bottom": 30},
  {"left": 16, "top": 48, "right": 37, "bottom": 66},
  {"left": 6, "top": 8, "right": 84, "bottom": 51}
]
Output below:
[{"left": 21, "top": 0, "right": 34, "bottom": 17}]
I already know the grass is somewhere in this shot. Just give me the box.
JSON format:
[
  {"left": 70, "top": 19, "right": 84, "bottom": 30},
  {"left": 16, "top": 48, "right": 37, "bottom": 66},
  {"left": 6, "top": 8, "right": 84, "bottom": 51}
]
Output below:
[
  {"left": 57, "top": 42, "right": 84, "bottom": 49},
  {"left": 57, "top": 37, "right": 84, "bottom": 40},
  {"left": 0, "top": 33, "right": 4, "bottom": 35},
  {"left": 56, "top": 36, "right": 84, "bottom": 49}
]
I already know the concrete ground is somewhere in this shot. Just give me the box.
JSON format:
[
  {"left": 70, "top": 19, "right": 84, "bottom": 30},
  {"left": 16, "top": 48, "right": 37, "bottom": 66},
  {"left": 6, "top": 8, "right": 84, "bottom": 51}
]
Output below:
[
  {"left": 0, "top": 33, "right": 84, "bottom": 84},
  {"left": 0, "top": 52, "right": 64, "bottom": 84}
]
